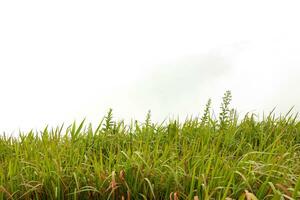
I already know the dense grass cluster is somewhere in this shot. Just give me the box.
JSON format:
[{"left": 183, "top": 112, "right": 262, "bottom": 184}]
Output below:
[{"left": 1, "top": 91, "right": 300, "bottom": 199}]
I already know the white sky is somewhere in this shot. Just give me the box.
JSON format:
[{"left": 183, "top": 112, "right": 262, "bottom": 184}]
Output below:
[{"left": 1, "top": 0, "right": 300, "bottom": 134}]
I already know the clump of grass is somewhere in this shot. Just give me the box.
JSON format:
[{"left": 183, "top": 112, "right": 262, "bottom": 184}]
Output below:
[{"left": 0, "top": 91, "right": 300, "bottom": 199}]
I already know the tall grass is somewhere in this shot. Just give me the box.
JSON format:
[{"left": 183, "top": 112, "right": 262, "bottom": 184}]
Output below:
[{"left": 0, "top": 91, "right": 300, "bottom": 199}]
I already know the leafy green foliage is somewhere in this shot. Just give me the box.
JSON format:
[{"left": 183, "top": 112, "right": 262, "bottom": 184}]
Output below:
[{"left": 0, "top": 94, "right": 299, "bottom": 199}]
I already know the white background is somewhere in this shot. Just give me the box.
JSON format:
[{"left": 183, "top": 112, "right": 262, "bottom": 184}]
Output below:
[{"left": 1, "top": 0, "right": 300, "bottom": 134}]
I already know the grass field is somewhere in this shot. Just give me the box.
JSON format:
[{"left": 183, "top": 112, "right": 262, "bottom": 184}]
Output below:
[{"left": 0, "top": 91, "right": 300, "bottom": 199}]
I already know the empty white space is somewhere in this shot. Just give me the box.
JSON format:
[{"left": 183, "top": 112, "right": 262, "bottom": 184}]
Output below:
[{"left": 1, "top": 0, "right": 300, "bottom": 134}]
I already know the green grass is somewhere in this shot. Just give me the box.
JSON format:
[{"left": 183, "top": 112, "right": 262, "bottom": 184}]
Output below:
[{"left": 0, "top": 91, "right": 300, "bottom": 199}]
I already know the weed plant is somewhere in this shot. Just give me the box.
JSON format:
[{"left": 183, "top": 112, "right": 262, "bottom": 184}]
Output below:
[{"left": 0, "top": 91, "right": 300, "bottom": 199}]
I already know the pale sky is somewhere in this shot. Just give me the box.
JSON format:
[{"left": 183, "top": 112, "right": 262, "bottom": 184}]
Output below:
[{"left": 1, "top": 0, "right": 300, "bottom": 134}]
